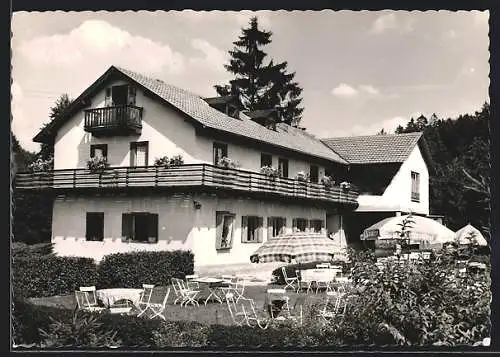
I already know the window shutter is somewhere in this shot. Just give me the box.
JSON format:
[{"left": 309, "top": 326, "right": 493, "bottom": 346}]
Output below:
[
  {"left": 128, "top": 86, "right": 136, "bottom": 106},
  {"left": 257, "top": 217, "right": 264, "bottom": 243},
  {"left": 148, "top": 213, "right": 158, "bottom": 243},
  {"left": 105, "top": 87, "right": 112, "bottom": 107},
  {"left": 267, "top": 217, "right": 273, "bottom": 239},
  {"left": 227, "top": 214, "right": 235, "bottom": 248},
  {"left": 241, "top": 216, "right": 248, "bottom": 242},
  {"left": 122, "top": 213, "right": 133, "bottom": 240},
  {"left": 215, "top": 212, "right": 224, "bottom": 249}
]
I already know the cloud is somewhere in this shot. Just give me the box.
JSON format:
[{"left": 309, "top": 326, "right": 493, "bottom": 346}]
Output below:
[
  {"left": 323, "top": 116, "right": 409, "bottom": 137},
  {"left": 17, "top": 19, "right": 185, "bottom": 75},
  {"left": 370, "top": 13, "right": 415, "bottom": 34},
  {"left": 359, "top": 84, "right": 380, "bottom": 95},
  {"left": 331, "top": 83, "right": 359, "bottom": 98},
  {"left": 189, "top": 38, "right": 227, "bottom": 72}
]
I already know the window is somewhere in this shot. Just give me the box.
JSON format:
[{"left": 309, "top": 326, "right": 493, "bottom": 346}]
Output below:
[
  {"left": 122, "top": 212, "right": 158, "bottom": 243},
  {"left": 241, "top": 216, "right": 264, "bottom": 243},
  {"left": 130, "top": 141, "right": 149, "bottom": 167},
  {"left": 213, "top": 142, "right": 228, "bottom": 165},
  {"left": 293, "top": 218, "right": 309, "bottom": 232},
  {"left": 310, "top": 165, "right": 319, "bottom": 183},
  {"left": 85, "top": 212, "right": 104, "bottom": 241},
  {"left": 215, "top": 211, "right": 235, "bottom": 250},
  {"left": 278, "top": 158, "right": 289, "bottom": 178},
  {"left": 411, "top": 171, "right": 420, "bottom": 202},
  {"left": 105, "top": 84, "right": 136, "bottom": 107},
  {"left": 90, "top": 144, "right": 108, "bottom": 159},
  {"left": 267, "top": 217, "right": 286, "bottom": 238},
  {"left": 261, "top": 153, "right": 272, "bottom": 167},
  {"left": 309, "top": 219, "right": 324, "bottom": 233}
]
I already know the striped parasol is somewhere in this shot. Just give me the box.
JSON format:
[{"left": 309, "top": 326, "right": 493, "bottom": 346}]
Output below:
[{"left": 250, "top": 233, "right": 341, "bottom": 264}]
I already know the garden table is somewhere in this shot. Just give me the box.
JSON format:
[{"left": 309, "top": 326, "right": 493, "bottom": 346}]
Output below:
[
  {"left": 191, "top": 277, "right": 229, "bottom": 305},
  {"left": 300, "top": 269, "right": 336, "bottom": 293},
  {"left": 96, "top": 288, "right": 144, "bottom": 308}
]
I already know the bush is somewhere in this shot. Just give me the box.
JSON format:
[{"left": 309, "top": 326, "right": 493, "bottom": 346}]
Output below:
[
  {"left": 271, "top": 260, "right": 349, "bottom": 285},
  {"left": 13, "top": 256, "right": 98, "bottom": 298},
  {"left": 12, "top": 242, "right": 55, "bottom": 258},
  {"left": 97, "top": 250, "right": 194, "bottom": 288}
]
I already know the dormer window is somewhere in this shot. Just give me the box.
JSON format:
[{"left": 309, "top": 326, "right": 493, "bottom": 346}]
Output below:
[{"left": 105, "top": 84, "right": 136, "bottom": 107}]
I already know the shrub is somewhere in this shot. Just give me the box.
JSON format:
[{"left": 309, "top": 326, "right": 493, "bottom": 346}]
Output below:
[
  {"left": 152, "top": 320, "right": 209, "bottom": 348},
  {"left": 86, "top": 156, "right": 109, "bottom": 173},
  {"left": 97, "top": 250, "right": 194, "bottom": 288},
  {"left": 13, "top": 256, "right": 98, "bottom": 298},
  {"left": 12, "top": 242, "right": 55, "bottom": 258}
]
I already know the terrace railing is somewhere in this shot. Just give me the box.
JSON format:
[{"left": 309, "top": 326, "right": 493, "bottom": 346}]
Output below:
[{"left": 15, "top": 164, "right": 359, "bottom": 206}]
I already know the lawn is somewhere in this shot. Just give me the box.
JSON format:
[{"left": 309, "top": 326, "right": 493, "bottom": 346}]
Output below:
[{"left": 28, "top": 283, "right": 327, "bottom": 326}]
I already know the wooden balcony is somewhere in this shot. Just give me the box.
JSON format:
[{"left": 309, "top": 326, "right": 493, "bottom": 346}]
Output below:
[
  {"left": 14, "top": 164, "right": 359, "bottom": 207},
  {"left": 84, "top": 105, "right": 143, "bottom": 136}
]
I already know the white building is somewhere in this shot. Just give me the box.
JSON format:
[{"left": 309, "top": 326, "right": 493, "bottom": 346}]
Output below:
[{"left": 16, "top": 65, "right": 431, "bottom": 266}]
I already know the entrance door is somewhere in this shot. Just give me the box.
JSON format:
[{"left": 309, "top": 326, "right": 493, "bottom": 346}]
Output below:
[{"left": 112, "top": 85, "right": 129, "bottom": 106}]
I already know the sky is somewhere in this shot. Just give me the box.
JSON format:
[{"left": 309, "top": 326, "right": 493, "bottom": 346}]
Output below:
[{"left": 11, "top": 10, "right": 490, "bottom": 153}]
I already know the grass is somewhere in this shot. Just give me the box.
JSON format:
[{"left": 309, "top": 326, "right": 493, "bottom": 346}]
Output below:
[{"left": 29, "top": 283, "right": 327, "bottom": 326}]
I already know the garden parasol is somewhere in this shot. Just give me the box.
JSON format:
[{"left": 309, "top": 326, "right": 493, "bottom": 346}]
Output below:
[
  {"left": 361, "top": 214, "right": 455, "bottom": 245},
  {"left": 454, "top": 224, "right": 488, "bottom": 246},
  {"left": 250, "top": 232, "right": 343, "bottom": 264}
]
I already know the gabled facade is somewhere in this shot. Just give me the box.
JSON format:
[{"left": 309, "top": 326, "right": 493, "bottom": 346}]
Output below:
[
  {"left": 322, "top": 133, "right": 432, "bottom": 247},
  {"left": 16, "top": 66, "right": 359, "bottom": 266}
]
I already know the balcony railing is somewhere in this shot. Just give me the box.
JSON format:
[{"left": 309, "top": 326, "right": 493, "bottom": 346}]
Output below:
[
  {"left": 15, "top": 164, "right": 359, "bottom": 207},
  {"left": 411, "top": 191, "right": 420, "bottom": 202},
  {"left": 84, "top": 105, "right": 143, "bottom": 136}
]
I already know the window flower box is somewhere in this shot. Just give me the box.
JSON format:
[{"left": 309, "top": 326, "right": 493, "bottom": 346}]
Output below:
[
  {"left": 260, "top": 165, "right": 279, "bottom": 179},
  {"left": 321, "top": 175, "right": 335, "bottom": 188},
  {"left": 217, "top": 156, "right": 238, "bottom": 169},
  {"left": 154, "top": 154, "right": 184, "bottom": 168},
  {"left": 295, "top": 171, "right": 309, "bottom": 183},
  {"left": 340, "top": 181, "right": 351, "bottom": 191},
  {"left": 87, "top": 156, "right": 109, "bottom": 174}
]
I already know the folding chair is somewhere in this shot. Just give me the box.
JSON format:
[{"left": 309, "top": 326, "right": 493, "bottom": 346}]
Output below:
[
  {"left": 75, "top": 291, "right": 106, "bottom": 313},
  {"left": 137, "top": 284, "right": 155, "bottom": 317},
  {"left": 281, "top": 267, "right": 298, "bottom": 292},
  {"left": 222, "top": 277, "right": 246, "bottom": 302},
  {"left": 79, "top": 286, "right": 99, "bottom": 307},
  {"left": 226, "top": 292, "right": 269, "bottom": 329},
  {"left": 266, "top": 288, "right": 291, "bottom": 320},
  {"left": 295, "top": 269, "right": 312, "bottom": 293},
  {"left": 185, "top": 274, "right": 200, "bottom": 290},
  {"left": 172, "top": 278, "right": 199, "bottom": 307},
  {"left": 148, "top": 288, "right": 171, "bottom": 320}
]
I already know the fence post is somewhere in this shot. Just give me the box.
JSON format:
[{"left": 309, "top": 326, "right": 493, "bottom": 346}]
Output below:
[
  {"left": 73, "top": 170, "right": 76, "bottom": 188},
  {"left": 201, "top": 164, "right": 205, "bottom": 185}
]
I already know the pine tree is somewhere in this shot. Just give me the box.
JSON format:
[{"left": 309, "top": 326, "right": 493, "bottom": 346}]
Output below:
[{"left": 215, "top": 17, "right": 304, "bottom": 126}]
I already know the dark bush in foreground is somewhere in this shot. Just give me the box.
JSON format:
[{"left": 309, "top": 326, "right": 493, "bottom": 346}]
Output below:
[
  {"left": 13, "top": 256, "right": 98, "bottom": 298},
  {"left": 97, "top": 250, "right": 194, "bottom": 288}
]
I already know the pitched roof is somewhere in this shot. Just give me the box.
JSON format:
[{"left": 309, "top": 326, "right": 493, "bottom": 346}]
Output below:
[
  {"left": 321, "top": 132, "right": 423, "bottom": 164},
  {"left": 34, "top": 65, "right": 347, "bottom": 165}
]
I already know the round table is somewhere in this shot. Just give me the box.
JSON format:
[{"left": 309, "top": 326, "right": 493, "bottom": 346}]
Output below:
[{"left": 96, "top": 288, "right": 144, "bottom": 307}]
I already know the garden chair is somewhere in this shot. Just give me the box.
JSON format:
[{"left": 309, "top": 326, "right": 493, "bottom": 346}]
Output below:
[
  {"left": 221, "top": 277, "right": 246, "bottom": 302},
  {"left": 137, "top": 284, "right": 155, "bottom": 317},
  {"left": 226, "top": 292, "right": 269, "bottom": 329},
  {"left": 318, "top": 291, "right": 344, "bottom": 322},
  {"left": 281, "top": 267, "right": 298, "bottom": 292},
  {"left": 74, "top": 291, "right": 106, "bottom": 313},
  {"left": 295, "top": 269, "right": 312, "bottom": 293},
  {"left": 266, "top": 288, "right": 291, "bottom": 320},
  {"left": 79, "top": 286, "right": 99, "bottom": 307},
  {"left": 172, "top": 277, "right": 200, "bottom": 307},
  {"left": 185, "top": 274, "right": 200, "bottom": 289},
  {"left": 147, "top": 288, "right": 171, "bottom": 320}
]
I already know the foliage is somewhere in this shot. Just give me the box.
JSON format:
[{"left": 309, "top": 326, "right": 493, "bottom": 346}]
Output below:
[
  {"left": 340, "top": 181, "right": 351, "bottom": 190},
  {"left": 38, "top": 309, "right": 121, "bottom": 348},
  {"left": 260, "top": 165, "right": 279, "bottom": 178},
  {"left": 39, "top": 93, "right": 73, "bottom": 160},
  {"left": 13, "top": 256, "right": 98, "bottom": 298},
  {"left": 28, "top": 157, "right": 54, "bottom": 173},
  {"left": 341, "top": 244, "right": 491, "bottom": 346},
  {"left": 217, "top": 156, "right": 238, "bottom": 169},
  {"left": 321, "top": 175, "right": 335, "bottom": 187},
  {"left": 154, "top": 154, "right": 185, "bottom": 168},
  {"left": 96, "top": 250, "right": 194, "bottom": 289},
  {"left": 214, "top": 17, "right": 304, "bottom": 126},
  {"left": 295, "top": 171, "right": 309, "bottom": 182},
  {"left": 86, "top": 156, "right": 109, "bottom": 173},
  {"left": 12, "top": 242, "right": 54, "bottom": 258}
]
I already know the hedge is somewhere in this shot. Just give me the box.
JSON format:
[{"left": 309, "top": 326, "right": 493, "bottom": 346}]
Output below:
[
  {"left": 13, "top": 256, "right": 98, "bottom": 298},
  {"left": 12, "top": 250, "right": 195, "bottom": 298},
  {"left": 97, "top": 250, "right": 195, "bottom": 288}
]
